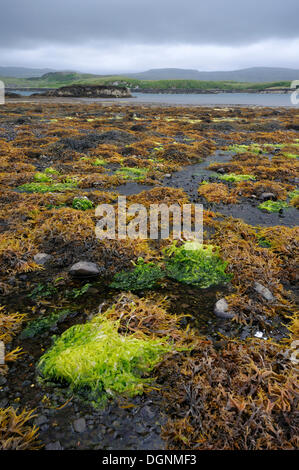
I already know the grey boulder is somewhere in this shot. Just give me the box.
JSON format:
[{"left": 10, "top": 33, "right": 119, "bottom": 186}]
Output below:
[
  {"left": 259, "top": 192, "right": 276, "bottom": 201},
  {"left": 45, "top": 441, "right": 63, "bottom": 450},
  {"left": 34, "top": 253, "right": 52, "bottom": 266},
  {"left": 73, "top": 417, "right": 86, "bottom": 433},
  {"left": 69, "top": 261, "right": 100, "bottom": 277}
]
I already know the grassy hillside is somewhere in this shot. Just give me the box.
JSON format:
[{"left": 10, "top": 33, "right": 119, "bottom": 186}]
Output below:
[{"left": 0, "top": 72, "right": 291, "bottom": 91}]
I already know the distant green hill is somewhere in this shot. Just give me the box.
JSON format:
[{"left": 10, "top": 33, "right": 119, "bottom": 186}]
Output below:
[
  {"left": 2, "top": 66, "right": 299, "bottom": 82},
  {"left": 1, "top": 71, "right": 291, "bottom": 92}
]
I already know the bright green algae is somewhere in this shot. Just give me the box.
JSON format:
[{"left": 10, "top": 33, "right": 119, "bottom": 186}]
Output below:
[
  {"left": 38, "top": 315, "right": 172, "bottom": 402},
  {"left": 164, "top": 242, "right": 232, "bottom": 288}
]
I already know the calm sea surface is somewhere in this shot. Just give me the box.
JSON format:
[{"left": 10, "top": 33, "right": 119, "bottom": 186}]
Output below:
[
  {"left": 11, "top": 90, "right": 297, "bottom": 107},
  {"left": 130, "top": 92, "right": 296, "bottom": 107}
]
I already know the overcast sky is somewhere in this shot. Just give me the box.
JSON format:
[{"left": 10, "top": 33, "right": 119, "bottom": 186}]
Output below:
[{"left": 0, "top": 0, "right": 298, "bottom": 72}]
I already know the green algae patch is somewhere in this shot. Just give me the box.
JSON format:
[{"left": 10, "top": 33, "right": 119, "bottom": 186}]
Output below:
[
  {"left": 258, "top": 200, "right": 289, "bottom": 212},
  {"left": 17, "top": 180, "right": 78, "bottom": 193},
  {"left": 164, "top": 242, "right": 232, "bottom": 288},
  {"left": 93, "top": 158, "right": 107, "bottom": 166},
  {"left": 288, "top": 190, "right": 299, "bottom": 208},
  {"left": 227, "top": 144, "right": 261, "bottom": 154},
  {"left": 218, "top": 173, "right": 256, "bottom": 182},
  {"left": 72, "top": 196, "right": 93, "bottom": 210},
  {"left": 282, "top": 153, "right": 298, "bottom": 159},
  {"left": 20, "top": 309, "right": 71, "bottom": 339},
  {"left": 110, "top": 258, "right": 164, "bottom": 291},
  {"left": 115, "top": 167, "right": 148, "bottom": 180},
  {"left": 34, "top": 172, "right": 52, "bottom": 183},
  {"left": 38, "top": 315, "right": 172, "bottom": 402},
  {"left": 44, "top": 167, "right": 59, "bottom": 175}
]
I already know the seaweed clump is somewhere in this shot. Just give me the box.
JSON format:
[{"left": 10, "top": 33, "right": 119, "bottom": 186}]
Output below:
[
  {"left": 160, "top": 334, "right": 299, "bottom": 450},
  {"left": 164, "top": 241, "right": 232, "bottom": 288},
  {"left": 258, "top": 200, "right": 289, "bottom": 213},
  {"left": 110, "top": 257, "right": 164, "bottom": 291},
  {"left": 0, "top": 407, "right": 40, "bottom": 450},
  {"left": 0, "top": 307, "right": 25, "bottom": 373},
  {"left": 218, "top": 173, "right": 256, "bottom": 182},
  {"left": 72, "top": 196, "right": 93, "bottom": 210},
  {"left": 38, "top": 313, "right": 172, "bottom": 404}
]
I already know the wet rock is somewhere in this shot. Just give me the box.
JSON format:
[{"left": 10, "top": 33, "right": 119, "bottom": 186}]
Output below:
[
  {"left": 0, "top": 376, "right": 7, "bottom": 386},
  {"left": 35, "top": 415, "right": 48, "bottom": 426},
  {"left": 73, "top": 417, "right": 86, "bottom": 433},
  {"left": 259, "top": 192, "right": 277, "bottom": 201},
  {"left": 45, "top": 441, "right": 63, "bottom": 450},
  {"left": 34, "top": 252, "right": 52, "bottom": 266},
  {"left": 69, "top": 261, "right": 100, "bottom": 277},
  {"left": 0, "top": 398, "right": 8, "bottom": 407},
  {"left": 254, "top": 282, "right": 275, "bottom": 302},
  {"left": 214, "top": 298, "right": 234, "bottom": 319}
]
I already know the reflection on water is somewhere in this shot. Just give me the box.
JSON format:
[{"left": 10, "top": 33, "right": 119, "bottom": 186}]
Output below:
[{"left": 131, "top": 92, "right": 295, "bottom": 107}]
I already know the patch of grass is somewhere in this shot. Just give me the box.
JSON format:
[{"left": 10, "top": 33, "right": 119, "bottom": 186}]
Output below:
[
  {"left": 115, "top": 167, "right": 148, "bottom": 180},
  {"left": 258, "top": 200, "right": 289, "bottom": 212},
  {"left": 110, "top": 258, "right": 164, "bottom": 291},
  {"left": 218, "top": 173, "right": 256, "bottom": 182},
  {"left": 38, "top": 314, "right": 171, "bottom": 403},
  {"left": 17, "top": 180, "right": 78, "bottom": 193},
  {"left": 164, "top": 241, "right": 232, "bottom": 288},
  {"left": 72, "top": 196, "right": 93, "bottom": 210}
]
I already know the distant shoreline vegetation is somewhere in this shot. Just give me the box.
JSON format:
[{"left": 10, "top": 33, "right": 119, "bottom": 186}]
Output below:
[{"left": 2, "top": 71, "right": 292, "bottom": 94}]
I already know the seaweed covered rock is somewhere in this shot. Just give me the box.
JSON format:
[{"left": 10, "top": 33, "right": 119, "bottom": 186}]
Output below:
[{"left": 37, "top": 84, "right": 132, "bottom": 98}]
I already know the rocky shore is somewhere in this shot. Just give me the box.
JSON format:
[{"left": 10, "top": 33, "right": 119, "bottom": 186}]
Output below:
[{"left": 34, "top": 84, "right": 132, "bottom": 98}]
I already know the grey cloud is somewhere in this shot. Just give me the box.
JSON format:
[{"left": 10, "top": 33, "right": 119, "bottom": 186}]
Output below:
[{"left": 0, "top": 0, "right": 298, "bottom": 48}]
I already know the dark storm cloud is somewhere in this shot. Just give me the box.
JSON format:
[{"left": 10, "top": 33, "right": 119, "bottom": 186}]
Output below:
[{"left": 0, "top": 0, "right": 298, "bottom": 48}]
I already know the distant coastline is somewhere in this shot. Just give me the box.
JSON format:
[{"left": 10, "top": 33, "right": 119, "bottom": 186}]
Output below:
[
  {"left": 6, "top": 86, "right": 292, "bottom": 95},
  {"left": 131, "top": 87, "right": 292, "bottom": 95}
]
